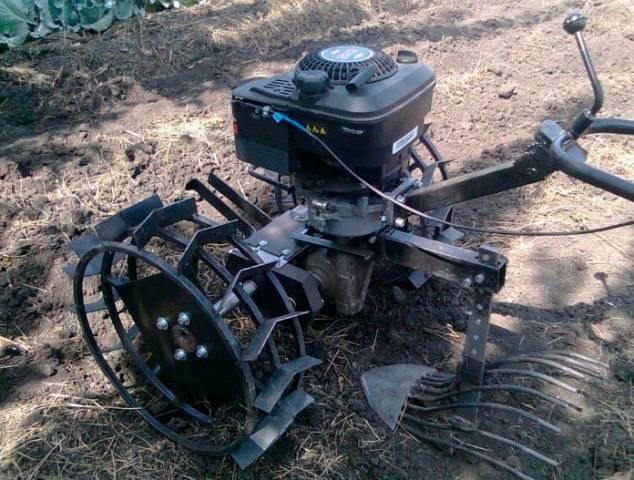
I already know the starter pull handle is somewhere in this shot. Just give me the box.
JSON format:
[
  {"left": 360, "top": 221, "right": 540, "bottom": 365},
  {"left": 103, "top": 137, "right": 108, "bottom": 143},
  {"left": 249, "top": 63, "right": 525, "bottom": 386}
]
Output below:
[{"left": 346, "top": 65, "right": 375, "bottom": 93}]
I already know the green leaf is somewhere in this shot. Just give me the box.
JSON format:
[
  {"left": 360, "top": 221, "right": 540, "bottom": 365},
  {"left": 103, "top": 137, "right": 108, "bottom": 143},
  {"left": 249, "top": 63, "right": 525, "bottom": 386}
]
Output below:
[
  {"left": 0, "top": 0, "right": 37, "bottom": 32},
  {"left": 30, "top": 20, "right": 50, "bottom": 36},
  {"left": 34, "top": 0, "right": 61, "bottom": 29},
  {"left": 0, "top": 19, "right": 28, "bottom": 46},
  {"left": 79, "top": 6, "right": 111, "bottom": 30},
  {"left": 60, "top": 0, "right": 80, "bottom": 29},
  {"left": 113, "top": 0, "right": 132, "bottom": 19}
]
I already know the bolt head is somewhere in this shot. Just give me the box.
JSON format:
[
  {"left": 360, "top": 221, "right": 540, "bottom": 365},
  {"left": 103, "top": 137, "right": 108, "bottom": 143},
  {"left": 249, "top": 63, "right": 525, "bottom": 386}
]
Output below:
[
  {"left": 396, "top": 195, "right": 405, "bottom": 203},
  {"left": 282, "top": 248, "right": 292, "bottom": 256},
  {"left": 195, "top": 345, "right": 208, "bottom": 359},
  {"left": 481, "top": 253, "right": 490, "bottom": 262},
  {"left": 177, "top": 312, "right": 190, "bottom": 326},
  {"left": 368, "top": 235, "right": 377, "bottom": 245},
  {"left": 394, "top": 217, "right": 406, "bottom": 228},
  {"left": 156, "top": 317, "right": 169, "bottom": 331},
  {"left": 174, "top": 348, "right": 187, "bottom": 362},
  {"left": 380, "top": 215, "right": 387, "bottom": 223},
  {"left": 474, "top": 273, "right": 485, "bottom": 284},
  {"left": 258, "top": 240, "right": 268, "bottom": 247},
  {"left": 462, "top": 277, "right": 473, "bottom": 288},
  {"left": 414, "top": 180, "right": 423, "bottom": 188}
]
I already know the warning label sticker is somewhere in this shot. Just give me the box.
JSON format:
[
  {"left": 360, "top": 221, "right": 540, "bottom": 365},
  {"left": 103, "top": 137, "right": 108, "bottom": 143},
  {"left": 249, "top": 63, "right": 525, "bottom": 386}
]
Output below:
[{"left": 392, "top": 126, "right": 418, "bottom": 154}]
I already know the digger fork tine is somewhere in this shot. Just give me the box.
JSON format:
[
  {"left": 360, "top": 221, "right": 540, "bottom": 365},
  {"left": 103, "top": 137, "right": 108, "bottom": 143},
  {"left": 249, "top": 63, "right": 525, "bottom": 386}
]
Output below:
[
  {"left": 487, "top": 356, "right": 588, "bottom": 380},
  {"left": 546, "top": 350, "right": 610, "bottom": 368},
  {"left": 509, "top": 352, "right": 606, "bottom": 377},
  {"left": 402, "top": 422, "right": 537, "bottom": 480},
  {"left": 486, "top": 368, "right": 581, "bottom": 394},
  {"left": 402, "top": 413, "right": 558, "bottom": 466},
  {"left": 431, "top": 384, "right": 582, "bottom": 411},
  {"left": 406, "top": 400, "right": 561, "bottom": 433}
]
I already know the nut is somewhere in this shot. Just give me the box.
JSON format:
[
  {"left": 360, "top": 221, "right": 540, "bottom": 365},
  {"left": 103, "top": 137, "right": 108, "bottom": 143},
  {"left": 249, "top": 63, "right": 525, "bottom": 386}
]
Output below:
[
  {"left": 174, "top": 349, "right": 187, "bottom": 361},
  {"left": 156, "top": 317, "right": 169, "bottom": 331},
  {"left": 177, "top": 312, "right": 190, "bottom": 326},
  {"left": 394, "top": 217, "right": 406, "bottom": 228},
  {"left": 196, "top": 345, "right": 208, "bottom": 359}
]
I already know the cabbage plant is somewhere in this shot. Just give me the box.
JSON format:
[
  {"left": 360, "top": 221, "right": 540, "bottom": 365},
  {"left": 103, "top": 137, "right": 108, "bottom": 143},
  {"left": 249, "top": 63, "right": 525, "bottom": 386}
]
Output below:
[{"left": 0, "top": 0, "right": 178, "bottom": 47}]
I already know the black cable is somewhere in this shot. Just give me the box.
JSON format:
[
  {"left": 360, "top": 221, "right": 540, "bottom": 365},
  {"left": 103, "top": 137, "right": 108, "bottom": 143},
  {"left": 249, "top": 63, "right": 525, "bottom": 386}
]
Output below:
[{"left": 273, "top": 112, "right": 634, "bottom": 237}]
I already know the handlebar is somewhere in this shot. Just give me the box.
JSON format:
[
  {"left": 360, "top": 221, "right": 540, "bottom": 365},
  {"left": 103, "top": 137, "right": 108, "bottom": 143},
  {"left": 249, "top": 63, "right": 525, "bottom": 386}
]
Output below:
[
  {"left": 586, "top": 118, "right": 634, "bottom": 136},
  {"left": 542, "top": 11, "right": 634, "bottom": 202},
  {"left": 549, "top": 133, "right": 634, "bottom": 201}
]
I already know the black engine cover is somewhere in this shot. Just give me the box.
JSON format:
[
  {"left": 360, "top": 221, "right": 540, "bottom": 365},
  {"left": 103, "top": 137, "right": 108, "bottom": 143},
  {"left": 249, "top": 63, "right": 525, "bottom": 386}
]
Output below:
[{"left": 231, "top": 45, "right": 435, "bottom": 186}]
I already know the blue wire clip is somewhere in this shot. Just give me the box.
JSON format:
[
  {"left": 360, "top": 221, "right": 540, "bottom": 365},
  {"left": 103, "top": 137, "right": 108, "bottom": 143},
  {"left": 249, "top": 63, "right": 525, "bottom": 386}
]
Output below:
[{"left": 272, "top": 111, "right": 307, "bottom": 132}]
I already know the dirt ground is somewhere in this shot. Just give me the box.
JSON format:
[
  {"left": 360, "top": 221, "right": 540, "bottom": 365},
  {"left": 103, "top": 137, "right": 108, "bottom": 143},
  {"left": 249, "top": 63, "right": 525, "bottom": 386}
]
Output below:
[{"left": 1, "top": 0, "right": 633, "bottom": 478}]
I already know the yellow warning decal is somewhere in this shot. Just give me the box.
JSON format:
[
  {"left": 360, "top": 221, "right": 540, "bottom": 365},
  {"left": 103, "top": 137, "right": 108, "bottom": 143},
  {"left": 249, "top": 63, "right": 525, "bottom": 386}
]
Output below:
[{"left": 306, "top": 124, "right": 327, "bottom": 135}]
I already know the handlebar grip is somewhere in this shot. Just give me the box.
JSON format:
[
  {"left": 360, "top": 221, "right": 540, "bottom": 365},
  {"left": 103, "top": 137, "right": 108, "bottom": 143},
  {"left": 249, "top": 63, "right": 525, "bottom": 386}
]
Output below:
[
  {"left": 551, "top": 137, "right": 634, "bottom": 201},
  {"left": 586, "top": 118, "right": 634, "bottom": 136}
]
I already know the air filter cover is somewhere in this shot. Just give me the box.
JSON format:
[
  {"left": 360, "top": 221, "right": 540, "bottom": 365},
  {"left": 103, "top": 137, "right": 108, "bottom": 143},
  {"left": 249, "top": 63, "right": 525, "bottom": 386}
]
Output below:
[{"left": 296, "top": 45, "right": 398, "bottom": 84}]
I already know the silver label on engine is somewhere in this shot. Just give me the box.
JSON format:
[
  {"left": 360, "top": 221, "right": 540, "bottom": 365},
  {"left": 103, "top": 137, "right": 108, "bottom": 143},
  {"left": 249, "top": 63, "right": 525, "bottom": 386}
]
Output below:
[{"left": 392, "top": 126, "right": 418, "bottom": 154}]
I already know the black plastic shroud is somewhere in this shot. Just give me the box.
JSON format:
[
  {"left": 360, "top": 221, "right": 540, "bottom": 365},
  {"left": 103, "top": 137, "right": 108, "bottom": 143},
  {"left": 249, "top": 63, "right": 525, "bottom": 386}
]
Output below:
[{"left": 231, "top": 45, "right": 436, "bottom": 186}]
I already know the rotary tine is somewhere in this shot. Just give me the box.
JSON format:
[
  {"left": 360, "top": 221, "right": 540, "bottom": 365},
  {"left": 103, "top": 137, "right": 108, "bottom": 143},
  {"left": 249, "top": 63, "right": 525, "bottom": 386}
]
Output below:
[
  {"left": 207, "top": 172, "right": 272, "bottom": 227},
  {"left": 216, "top": 261, "right": 277, "bottom": 316},
  {"left": 95, "top": 195, "right": 164, "bottom": 241},
  {"left": 63, "top": 195, "right": 166, "bottom": 318},
  {"left": 176, "top": 220, "right": 238, "bottom": 279},
  {"left": 232, "top": 389, "right": 314, "bottom": 469},
  {"left": 186, "top": 178, "right": 255, "bottom": 235},
  {"left": 241, "top": 310, "right": 310, "bottom": 361},
  {"left": 132, "top": 198, "right": 198, "bottom": 249}
]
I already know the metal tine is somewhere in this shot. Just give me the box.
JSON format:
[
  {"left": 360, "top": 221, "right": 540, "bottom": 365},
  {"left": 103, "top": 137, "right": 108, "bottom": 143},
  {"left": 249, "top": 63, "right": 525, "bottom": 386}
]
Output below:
[
  {"left": 488, "top": 356, "right": 587, "bottom": 380},
  {"left": 406, "top": 400, "right": 561, "bottom": 433},
  {"left": 545, "top": 350, "right": 609, "bottom": 368},
  {"left": 403, "top": 413, "right": 558, "bottom": 467},
  {"left": 402, "top": 423, "right": 536, "bottom": 480},
  {"left": 485, "top": 368, "right": 581, "bottom": 394},
  {"left": 430, "top": 384, "right": 582, "bottom": 411},
  {"left": 510, "top": 353, "right": 606, "bottom": 377},
  {"left": 412, "top": 385, "right": 455, "bottom": 395}
]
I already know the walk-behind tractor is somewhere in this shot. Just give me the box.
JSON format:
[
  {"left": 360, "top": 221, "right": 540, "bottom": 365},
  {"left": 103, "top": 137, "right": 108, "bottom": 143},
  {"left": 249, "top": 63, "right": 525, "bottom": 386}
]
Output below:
[{"left": 64, "top": 12, "right": 634, "bottom": 479}]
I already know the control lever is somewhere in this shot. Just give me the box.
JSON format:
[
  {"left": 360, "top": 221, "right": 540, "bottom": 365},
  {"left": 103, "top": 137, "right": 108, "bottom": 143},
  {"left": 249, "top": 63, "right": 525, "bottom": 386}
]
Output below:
[{"left": 563, "top": 11, "right": 605, "bottom": 138}]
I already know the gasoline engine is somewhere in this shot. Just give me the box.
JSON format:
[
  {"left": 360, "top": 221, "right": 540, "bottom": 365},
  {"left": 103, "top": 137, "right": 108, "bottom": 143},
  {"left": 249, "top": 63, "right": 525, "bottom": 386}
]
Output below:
[{"left": 65, "top": 12, "right": 634, "bottom": 479}]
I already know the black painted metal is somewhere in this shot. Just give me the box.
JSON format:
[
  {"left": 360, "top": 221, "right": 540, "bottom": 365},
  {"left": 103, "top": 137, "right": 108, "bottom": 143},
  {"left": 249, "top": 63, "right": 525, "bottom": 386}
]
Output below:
[
  {"left": 186, "top": 178, "right": 255, "bottom": 234},
  {"left": 207, "top": 172, "right": 271, "bottom": 226},
  {"left": 231, "top": 389, "right": 314, "bottom": 469}
]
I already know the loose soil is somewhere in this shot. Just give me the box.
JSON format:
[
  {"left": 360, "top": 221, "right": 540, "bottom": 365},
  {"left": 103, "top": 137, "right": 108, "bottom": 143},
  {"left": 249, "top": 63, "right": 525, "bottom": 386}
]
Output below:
[{"left": 1, "top": 0, "right": 633, "bottom": 479}]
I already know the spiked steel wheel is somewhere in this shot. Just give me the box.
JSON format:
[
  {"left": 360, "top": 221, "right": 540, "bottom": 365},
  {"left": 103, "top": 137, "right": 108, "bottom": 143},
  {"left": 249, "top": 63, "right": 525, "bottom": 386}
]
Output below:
[{"left": 69, "top": 196, "right": 319, "bottom": 467}]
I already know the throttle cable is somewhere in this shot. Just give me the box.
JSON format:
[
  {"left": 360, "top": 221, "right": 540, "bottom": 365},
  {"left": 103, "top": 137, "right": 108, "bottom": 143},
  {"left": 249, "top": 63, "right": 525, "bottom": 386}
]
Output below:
[{"left": 272, "top": 111, "right": 634, "bottom": 237}]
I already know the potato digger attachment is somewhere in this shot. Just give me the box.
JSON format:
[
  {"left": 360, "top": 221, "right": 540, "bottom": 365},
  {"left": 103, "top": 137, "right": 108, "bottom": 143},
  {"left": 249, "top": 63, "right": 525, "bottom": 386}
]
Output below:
[{"left": 64, "top": 12, "right": 634, "bottom": 479}]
